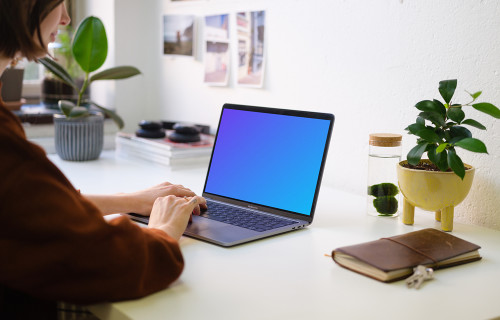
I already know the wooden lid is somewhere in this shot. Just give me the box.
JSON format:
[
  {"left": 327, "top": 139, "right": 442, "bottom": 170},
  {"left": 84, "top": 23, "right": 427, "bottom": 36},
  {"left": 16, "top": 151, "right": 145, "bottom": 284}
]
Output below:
[{"left": 369, "top": 133, "right": 402, "bottom": 147}]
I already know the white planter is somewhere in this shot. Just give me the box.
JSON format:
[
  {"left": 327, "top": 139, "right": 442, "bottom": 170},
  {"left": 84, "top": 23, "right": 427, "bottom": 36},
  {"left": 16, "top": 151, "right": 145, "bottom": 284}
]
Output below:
[{"left": 54, "top": 113, "right": 104, "bottom": 161}]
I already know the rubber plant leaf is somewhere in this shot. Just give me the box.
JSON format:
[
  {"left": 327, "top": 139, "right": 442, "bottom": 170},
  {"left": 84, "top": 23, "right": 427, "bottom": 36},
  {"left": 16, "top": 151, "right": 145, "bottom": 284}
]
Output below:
[
  {"left": 447, "top": 106, "right": 465, "bottom": 123},
  {"left": 90, "top": 66, "right": 141, "bottom": 82},
  {"left": 72, "top": 16, "right": 108, "bottom": 73},
  {"left": 88, "top": 100, "right": 124, "bottom": 129},
  {"left": 438, "top": 79, "right": 457, "bottom": 104},
  {"left": 39, "top": 57, "right": 78, "bottom": 90},
  {"left": 58, "top": 100, "right": 76, "bottom": 117}
]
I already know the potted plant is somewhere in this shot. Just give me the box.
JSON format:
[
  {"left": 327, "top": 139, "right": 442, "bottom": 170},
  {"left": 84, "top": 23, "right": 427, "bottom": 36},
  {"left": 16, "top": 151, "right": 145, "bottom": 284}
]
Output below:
[
  {"left": 397, "top": 79, "right": 500, "bottom": 231},
  {"left": 0, "top": 59, "right": 25, "bottom": 110},
  {"left": 40, "top": 16, "right": 140, "bottom": 161}
]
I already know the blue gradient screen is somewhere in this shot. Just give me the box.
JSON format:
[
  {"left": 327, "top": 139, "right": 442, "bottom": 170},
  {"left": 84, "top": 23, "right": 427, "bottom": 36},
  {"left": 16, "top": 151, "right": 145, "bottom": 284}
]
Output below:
[{"left": 204, "top": 108, "right": 331, "bottom": 216}]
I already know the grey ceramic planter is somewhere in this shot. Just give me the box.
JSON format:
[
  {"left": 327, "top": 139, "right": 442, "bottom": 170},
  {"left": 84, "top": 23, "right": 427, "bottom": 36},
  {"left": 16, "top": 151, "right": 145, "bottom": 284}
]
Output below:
[{"left": 54, "top": 113, "right": 104, "bottom": 161}]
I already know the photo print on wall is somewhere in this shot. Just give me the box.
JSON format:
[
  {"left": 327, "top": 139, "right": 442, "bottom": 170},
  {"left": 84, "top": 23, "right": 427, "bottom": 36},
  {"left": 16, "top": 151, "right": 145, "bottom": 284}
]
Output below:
[
  {"left": 236, "top": 11, "right": 266, "bottom": 88},
  {"left": 163, "top": 15, "right": 195, "bottom": 56},
  {"left": 204, "top": 14, "right": 230, "bottom": 86}
]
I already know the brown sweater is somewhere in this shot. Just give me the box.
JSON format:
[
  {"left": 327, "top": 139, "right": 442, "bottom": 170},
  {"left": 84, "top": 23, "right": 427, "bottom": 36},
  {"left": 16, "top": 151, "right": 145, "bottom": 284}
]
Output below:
[{"left": 0, "top": 84, "right": 184, "bottom": 315}]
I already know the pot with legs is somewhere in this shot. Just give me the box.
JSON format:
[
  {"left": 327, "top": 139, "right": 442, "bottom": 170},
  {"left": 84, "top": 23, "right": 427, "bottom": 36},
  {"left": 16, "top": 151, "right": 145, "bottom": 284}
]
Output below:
[{"left": 396, "top": 160, "right": 475, "bottom": 232}]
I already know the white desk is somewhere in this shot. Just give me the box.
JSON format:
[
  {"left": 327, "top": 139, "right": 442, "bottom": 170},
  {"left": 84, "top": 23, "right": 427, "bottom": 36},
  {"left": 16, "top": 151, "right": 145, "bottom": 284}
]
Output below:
[{"left": 48, "top": 150, "right": 500, "bottom": 320}]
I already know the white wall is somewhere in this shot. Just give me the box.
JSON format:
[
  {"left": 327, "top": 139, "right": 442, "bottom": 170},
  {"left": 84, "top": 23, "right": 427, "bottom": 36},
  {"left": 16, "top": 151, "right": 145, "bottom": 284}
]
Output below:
[{"left": 103, "top": 0, "right": 500, "bottom": 230}]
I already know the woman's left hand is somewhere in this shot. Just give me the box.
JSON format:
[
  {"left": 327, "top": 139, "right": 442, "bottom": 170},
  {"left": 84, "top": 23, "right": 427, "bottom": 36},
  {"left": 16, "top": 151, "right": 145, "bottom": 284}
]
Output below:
[{"left": 84, "top": 181, "right": 207, "bottom": 216}]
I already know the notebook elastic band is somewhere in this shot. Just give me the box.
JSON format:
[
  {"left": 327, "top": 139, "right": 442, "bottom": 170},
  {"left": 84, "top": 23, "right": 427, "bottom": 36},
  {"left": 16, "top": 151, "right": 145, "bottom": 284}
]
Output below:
[{"left": 381, "top": 237, "right": 439, "bottom": 265}]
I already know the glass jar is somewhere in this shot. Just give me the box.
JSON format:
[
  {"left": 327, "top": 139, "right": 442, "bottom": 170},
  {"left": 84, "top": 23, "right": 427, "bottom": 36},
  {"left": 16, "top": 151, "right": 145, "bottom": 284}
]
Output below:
[{"left": 367, "top": 133, "right": 402, "bottom": 217}]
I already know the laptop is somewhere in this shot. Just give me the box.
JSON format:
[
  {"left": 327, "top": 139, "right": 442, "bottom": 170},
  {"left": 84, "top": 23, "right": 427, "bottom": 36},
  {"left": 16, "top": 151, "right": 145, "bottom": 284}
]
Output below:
[{"left": 128, "top": 103, "right": 334, "bottom": 246}]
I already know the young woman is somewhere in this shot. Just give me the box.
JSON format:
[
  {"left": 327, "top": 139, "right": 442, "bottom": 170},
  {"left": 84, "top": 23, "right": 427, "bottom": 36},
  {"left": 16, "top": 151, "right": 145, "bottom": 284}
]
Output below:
[{"left": 0, "top": 1, "right": 206, "bottom": 318}]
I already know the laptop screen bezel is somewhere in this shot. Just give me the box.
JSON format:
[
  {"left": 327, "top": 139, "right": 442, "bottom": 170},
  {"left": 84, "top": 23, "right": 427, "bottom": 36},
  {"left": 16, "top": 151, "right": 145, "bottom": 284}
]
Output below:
[{"left": 202, "top": 103, "right": 334, "bottom": 223}]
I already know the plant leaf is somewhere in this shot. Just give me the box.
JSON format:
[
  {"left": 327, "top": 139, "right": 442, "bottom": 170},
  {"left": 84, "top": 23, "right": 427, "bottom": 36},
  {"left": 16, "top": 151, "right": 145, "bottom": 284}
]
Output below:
[
  {"left": 419, "top": 111, "right": 445, "bottom": 127},
  {"left": 428, "top": 145, "right": 449, "bottom": 171},
  {"left": 467, "top": 90, "right": 482, "bottom": 100},
  {"left": 416, "top": 116, "right": 425, "bottom": 126},
  {"left": 72, "top": 16, "right": 108, "bottom": 73},
  {"left": 88, "top": 100, "right": 124, "bottom": 129},
  {"left": 68, "top": 106, "right": 90, "bottom": 118},
  {"left": 415, "top": 128, "right": 441, "bottom": 143},
  {"left": 436, "top": 143, "right": 449, "bottom": 153},
  {"left": 407, "top": 123, "right": 426, "bottom": 135},
  {"left": 90, "top": 66, "right": 141, "bottom": 82},
  {"left": 439, "top": 79, "right": 457, "bottom": 104},
  {"left": 407, "top": 143, "right": 428, "bottom": 165},
  {"left": 432, "top": 99, "right": 447, "bottom": 116},
  {"left": 472, "top": 103, "right": 500, "bottom": 119},
  {"left": 449, "top": 125, "right": 472, "bottom": 142},
  {"left": 415, "top": 100, "right": 445, "bottom": 116},
  {"left": 447, "top": 106, "right": 465, "bottom": 123},
  {"left": 447, "top": 149, "right": 465, "bottom": 180},
  {"left": 461, "top": 119, "right": 486, "bottom": 130},
  {"left": 39, "top": 57, "right": 78, "bottom": 89},
  {"left": 454, "top": 137, "right": 488, "bottom": 153},
  {"left": 58, "top": 100, "right": 76, "bottom": 117}
]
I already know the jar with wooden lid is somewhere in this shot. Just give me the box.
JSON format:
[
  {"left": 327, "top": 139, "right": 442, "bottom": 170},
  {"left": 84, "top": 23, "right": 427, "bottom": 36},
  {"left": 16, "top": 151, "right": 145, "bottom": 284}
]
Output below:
[{"left": 367, "top": 133, "right": 402, "bottom": 217}]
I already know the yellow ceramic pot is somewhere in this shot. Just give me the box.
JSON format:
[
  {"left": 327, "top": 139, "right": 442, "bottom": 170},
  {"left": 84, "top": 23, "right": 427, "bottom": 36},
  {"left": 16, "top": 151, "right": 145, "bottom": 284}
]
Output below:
[{"left": 396, "top": 160, "right": 475, "bottom": 232}]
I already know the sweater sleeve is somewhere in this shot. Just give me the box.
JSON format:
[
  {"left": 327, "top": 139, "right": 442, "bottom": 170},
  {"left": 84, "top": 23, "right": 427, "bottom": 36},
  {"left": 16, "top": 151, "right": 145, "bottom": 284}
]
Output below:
[{"left": 0, "top": 105, "right": 184, "bottom": 304}]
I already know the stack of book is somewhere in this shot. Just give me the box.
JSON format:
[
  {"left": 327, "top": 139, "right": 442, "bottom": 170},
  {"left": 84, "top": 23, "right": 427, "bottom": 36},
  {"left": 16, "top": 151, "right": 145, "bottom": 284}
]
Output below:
[{"left": 115, "top": 132, "right": 214, "bottom": 167}]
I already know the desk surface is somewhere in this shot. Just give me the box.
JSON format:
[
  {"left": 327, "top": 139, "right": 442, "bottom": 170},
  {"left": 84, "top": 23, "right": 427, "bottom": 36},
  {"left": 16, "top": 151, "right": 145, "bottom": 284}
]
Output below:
[{"left": 48, "top": 151, "right": 500, "bottom": 320}]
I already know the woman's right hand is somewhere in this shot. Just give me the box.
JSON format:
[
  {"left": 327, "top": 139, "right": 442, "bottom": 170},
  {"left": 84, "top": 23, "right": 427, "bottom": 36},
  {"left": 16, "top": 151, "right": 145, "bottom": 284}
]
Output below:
[{"left": 148, "top": 195, "right": 206, "bottom": 240}]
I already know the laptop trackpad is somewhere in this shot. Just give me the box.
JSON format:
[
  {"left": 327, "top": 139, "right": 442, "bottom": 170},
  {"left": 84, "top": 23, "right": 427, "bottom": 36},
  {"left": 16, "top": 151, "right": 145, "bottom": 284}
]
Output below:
[{"left": 184, "top": 215, "right": 257, "bottom": 244}]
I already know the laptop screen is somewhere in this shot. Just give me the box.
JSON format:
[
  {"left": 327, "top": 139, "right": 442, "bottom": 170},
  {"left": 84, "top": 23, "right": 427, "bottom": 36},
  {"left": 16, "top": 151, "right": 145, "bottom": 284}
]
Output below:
[{"left": 203, "top": 105, "right": 333, "bottom": 216}]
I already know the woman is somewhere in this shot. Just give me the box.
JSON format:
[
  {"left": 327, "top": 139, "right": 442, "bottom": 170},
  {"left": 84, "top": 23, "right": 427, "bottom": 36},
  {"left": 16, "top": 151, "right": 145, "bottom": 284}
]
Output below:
[{"left": 0, "top": 1, "right": 206, "bottom": 318}]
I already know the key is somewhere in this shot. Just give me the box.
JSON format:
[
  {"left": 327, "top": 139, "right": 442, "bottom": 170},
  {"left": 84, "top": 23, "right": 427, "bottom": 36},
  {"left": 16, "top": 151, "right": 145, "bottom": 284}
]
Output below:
[{"left": 406, "top": 265, "right": 434, "bottom": 289}]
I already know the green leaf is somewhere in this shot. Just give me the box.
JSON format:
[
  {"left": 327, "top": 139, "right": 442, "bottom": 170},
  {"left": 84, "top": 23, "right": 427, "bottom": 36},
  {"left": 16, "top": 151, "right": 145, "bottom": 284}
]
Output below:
[
  {"left": 88, "top": 100, "right": 124, "bottom": 129},
  {"left": 436, "top": 143, "right": 449, "bottom": 153},
  {"left": 447, "top": 106, "right": 465, "bottom": 123},
  {"left": 407, "top": 123, "right": 426, "bottom": 135},
  {"left": 419, "top": 111, "right": 445, "bottom": 127},
  {"left": 415, "top": 100, "right": 445, "bottom": 116},
  {"left": 454, "top": 138, "right": 488, "bottom": 153},
  {"left": 428, "top": 145, "right": 449, "bottom": 171},
  {"left": 39, "top": 57, "right": 78, "bottom": 90},
  {"left": 449, "top": 125, "right": 472, "bottom": 141},
  {"left": 407, "top": 143, "right": 428, "bottom": 165},
  {"left": 72, "top": 16, "right": 108, "bottom": 73},
  {"left": 58, "top": 100, "right": 76, "bottom": 117},
  {"left": 472, "top": 103, "right": 500, "bottom": 119},
  {"left": 447, "top": 149, "right": 465, "bottom": 179},
  {"left": 415, "top": 128, "right": 441, "bottom": 143},
  {"left": 90, "top": 66, "right": 141, "bottom": 82},
  {"left": 416, "top": 116, "right": 425, "bottom": 126},
  {"left": 433, "top": 99, "right": 447, "bottom": 116},
  {"left": 462, "top": 119, "right": 486, "bottom": 130},
  {"left": 467, "top": 90, "right": 482, "bottom": 100},
  {"left": 68, "top": 107, "right": 90, "bottom": 118},
  {"left": 439, "top": 79, "right": 457, "bottom": 104}
]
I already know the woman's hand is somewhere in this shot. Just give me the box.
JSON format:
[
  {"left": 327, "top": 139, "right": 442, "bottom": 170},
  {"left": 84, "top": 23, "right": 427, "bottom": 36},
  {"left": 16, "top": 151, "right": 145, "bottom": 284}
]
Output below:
[
  {"left": 84, "top": 181, "right": 207, "bottom": 216},
  {"left": 148, "top": 195, "right": 206, "bottom": 240}
]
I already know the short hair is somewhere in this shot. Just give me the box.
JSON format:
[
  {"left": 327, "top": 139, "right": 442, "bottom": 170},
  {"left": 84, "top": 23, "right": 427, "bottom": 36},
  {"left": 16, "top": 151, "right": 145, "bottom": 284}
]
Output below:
[{"left": 0, "top": 0, "right": 64, "bottom": 60}]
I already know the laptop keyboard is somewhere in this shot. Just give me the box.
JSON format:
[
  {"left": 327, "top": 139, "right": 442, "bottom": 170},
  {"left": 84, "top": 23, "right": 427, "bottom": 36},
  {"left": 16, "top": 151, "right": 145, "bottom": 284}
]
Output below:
[{"left": 201, "top": 200, "right": 296, "bottom": 232}]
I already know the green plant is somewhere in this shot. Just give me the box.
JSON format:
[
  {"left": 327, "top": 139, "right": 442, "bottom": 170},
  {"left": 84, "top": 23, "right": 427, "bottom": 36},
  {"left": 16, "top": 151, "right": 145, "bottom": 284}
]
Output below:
[
  {"left": 405, "top": 79, "right": 500, "bottom": 179},
  {"left": 39, "top": 16, "right": 141, "bottom": 129}
]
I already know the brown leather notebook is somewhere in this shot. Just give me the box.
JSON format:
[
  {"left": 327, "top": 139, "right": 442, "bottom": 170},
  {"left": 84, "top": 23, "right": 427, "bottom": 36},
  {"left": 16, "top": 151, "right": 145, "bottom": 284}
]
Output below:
[{"left": 331, "top": 228, "right": 481, "bottom": 282}]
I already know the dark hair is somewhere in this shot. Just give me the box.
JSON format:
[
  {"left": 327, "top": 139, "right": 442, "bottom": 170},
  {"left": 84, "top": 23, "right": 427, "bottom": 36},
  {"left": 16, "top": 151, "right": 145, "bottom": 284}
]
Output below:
[{"left": 0, "top": 0, "right": 64, "bottom": 60}]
